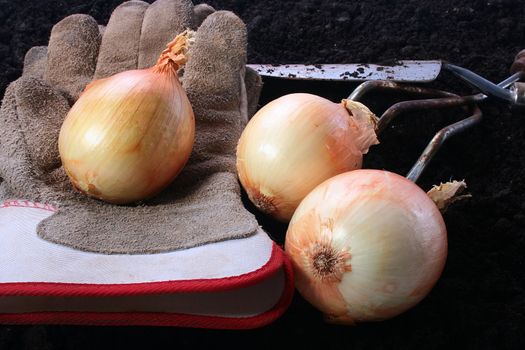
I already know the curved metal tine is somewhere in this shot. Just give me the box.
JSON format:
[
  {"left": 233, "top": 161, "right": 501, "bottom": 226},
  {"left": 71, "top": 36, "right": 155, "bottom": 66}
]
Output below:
[
  {"left": 406, "top": 105, "right": 482, "bottom": 182},
  {"left": 376, "top": 95, "right": 478, "bottom": 135},
  {"left": 350, "top": 70, "right": 524, "bottom": 106},
  {"left": 375, "top": 72, "right": 524, "bottom": 135},
  {"left": 349, "top": 80, "right": 456, "bottom": 102},
  {"left": 405, "top": 75, "right": 520, "bottom": 183}
]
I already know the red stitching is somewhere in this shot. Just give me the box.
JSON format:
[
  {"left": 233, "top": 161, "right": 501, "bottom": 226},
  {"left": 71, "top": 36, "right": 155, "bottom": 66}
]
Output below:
[{"left": 1, "top": 199, "right": 57, "bottom": 212}]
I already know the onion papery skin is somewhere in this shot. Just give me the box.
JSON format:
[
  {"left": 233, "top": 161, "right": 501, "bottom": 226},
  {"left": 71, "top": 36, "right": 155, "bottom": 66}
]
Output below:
[
  {"left": 236, "top": 93, "right": 378, "bottom": 222},
  {"left": 59, "top": 67, "right": 195, "bottom": 204},
  {"left": 284, "top": 169, "right": 447, "bottom": 324}
]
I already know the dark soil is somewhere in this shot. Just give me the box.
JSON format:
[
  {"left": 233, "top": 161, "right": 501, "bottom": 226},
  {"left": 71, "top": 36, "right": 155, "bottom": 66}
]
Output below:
[{"left": 1, "top": 0, "right": 525, "bottom": 349}]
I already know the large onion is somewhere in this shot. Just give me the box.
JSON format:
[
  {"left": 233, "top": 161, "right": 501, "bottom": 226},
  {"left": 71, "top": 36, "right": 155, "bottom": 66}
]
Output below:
[
  {"left": 236, "top": 93, "right": 378, "bottom": 221},
  {"left": 284, "top": 169, "right": 447, "bottom": 324},
  {"left": 59, "top": 32, "right": 195, "bottom": 204}
]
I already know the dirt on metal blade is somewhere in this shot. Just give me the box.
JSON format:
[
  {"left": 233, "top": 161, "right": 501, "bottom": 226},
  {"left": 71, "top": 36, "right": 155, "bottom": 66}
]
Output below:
[{"left": 247, "top": 61, "right": 442, "bottom": 82}]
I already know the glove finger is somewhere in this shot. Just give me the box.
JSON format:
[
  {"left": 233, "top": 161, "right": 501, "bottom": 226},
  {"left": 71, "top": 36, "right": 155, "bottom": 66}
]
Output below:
[
  {"left": 244, "top": 66, "right": 263, "bottom": 120},
  {"left": 138, "top": 0, "right": 194, "bottom": 69},
  {"left": 0, "top": 78, "right": 69, "bottom": 202},
  {"left": 14, "top": 77, "right": 70, "bottom": 172},
  {"left": 0, "top": 81, "right": 41, "bottom": 198},
  {"left": 94, "top": 1, "right": 149, "bottom": 79},
  {"left": 183, "top": 11, "right": 247, "bottom": 113},
  {"left": 22, "top": 46, "right": 47, "bottom": 79},
  {"left": 182, "top": 11, "right": 247, "bottom": 174},
  {"left": 192, "top": 3, "right": 216, "bottom": 28},
  {"left": 45, "top": 14, "right": 101, "bottom": 99}
]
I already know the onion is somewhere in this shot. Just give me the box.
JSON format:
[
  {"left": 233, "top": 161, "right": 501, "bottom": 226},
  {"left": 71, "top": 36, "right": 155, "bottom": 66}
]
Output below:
[
  {"left": 236, "top": 93, "right": 378, "bottom": 221},
  {"left": 284, "top": 169, "right": 447, "bottom": 324},
  {"left": 59, "top": 31, "right": 195, "bottom": 204}
]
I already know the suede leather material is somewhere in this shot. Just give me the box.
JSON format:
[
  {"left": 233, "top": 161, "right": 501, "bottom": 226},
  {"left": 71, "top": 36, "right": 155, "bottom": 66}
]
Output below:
[{"left": 0, "top": 0, "right": 263, "bottom": 254}]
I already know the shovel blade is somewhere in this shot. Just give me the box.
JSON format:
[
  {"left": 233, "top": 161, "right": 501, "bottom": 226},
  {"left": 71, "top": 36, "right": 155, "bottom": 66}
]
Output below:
[{"left": 247, "top": 60, "right": 443, "bottom": 83}]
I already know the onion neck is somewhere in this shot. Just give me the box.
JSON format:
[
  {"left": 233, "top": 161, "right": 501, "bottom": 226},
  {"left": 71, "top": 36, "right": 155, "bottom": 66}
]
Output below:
[
  {"left": 341, "top": 99, "right": 380, "bottom": 154},
  {"left": 153, "top": 29, "right": 195, "bottom": 75},
  {"left": 427, "top": 180, "right": 470, "bottom": 213}
]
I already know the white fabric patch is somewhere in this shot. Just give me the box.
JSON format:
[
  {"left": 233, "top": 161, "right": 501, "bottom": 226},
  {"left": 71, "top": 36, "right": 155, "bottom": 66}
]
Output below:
[{"left": 0, "top": 202, "right": 273, "bottom": 284}]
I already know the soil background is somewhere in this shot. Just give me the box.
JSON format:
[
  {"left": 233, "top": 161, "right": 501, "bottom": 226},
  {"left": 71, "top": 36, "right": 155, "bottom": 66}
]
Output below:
[{"left": 1, "top": 0, "right": 525, "bottom": 349}]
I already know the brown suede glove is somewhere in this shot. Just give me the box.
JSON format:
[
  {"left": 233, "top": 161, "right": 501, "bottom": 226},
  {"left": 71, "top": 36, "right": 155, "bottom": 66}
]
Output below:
[{"left": 0, "top": 0, "right": 263, "bottom": 254}]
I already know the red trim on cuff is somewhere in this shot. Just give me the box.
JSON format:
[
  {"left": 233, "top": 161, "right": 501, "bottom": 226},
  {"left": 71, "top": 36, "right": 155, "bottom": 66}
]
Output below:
[
  {"left": 0, "top": 245, "right": 295, "bottom": 329},
  {"left": 0, "top": 244, "right": 283, "bottom": 297}
]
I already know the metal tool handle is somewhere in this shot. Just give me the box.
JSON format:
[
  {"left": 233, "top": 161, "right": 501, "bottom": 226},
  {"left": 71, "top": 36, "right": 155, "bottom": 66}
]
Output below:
[
  {"left": 443, "top": 51, "right": 525, "bottom": 106},
  {"left": 443, "top": 63, "right": 514, "bottom": 102}
]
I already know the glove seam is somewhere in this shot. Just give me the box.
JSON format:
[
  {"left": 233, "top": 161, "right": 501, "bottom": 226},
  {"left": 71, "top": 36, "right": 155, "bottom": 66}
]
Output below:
[
  {"left": 239, "top": 70, "right": 248, "bottom": 123},
  {"left": 135, "top": 3, "right": 149, "bottom": 70}
]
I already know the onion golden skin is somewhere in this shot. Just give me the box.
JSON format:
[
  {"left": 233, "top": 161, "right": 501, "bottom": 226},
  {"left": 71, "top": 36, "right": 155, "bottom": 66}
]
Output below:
[
  {"left": 236, "top": 93, "right": 378, "bottom": 222},
  {"left": 59, "top": 68, "right": 195, "bottom": 204},
  {"left": 285, "top": 169, "right": 447, "bottom": 324}
]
